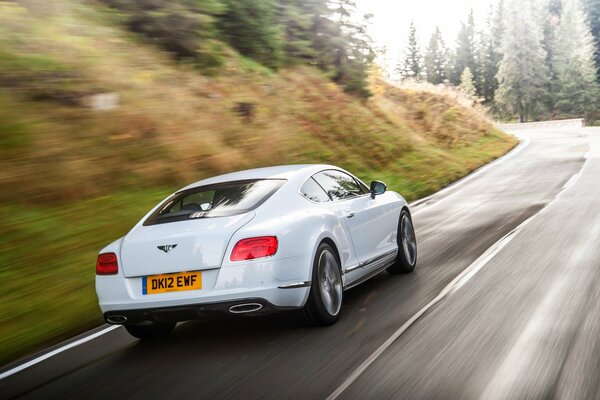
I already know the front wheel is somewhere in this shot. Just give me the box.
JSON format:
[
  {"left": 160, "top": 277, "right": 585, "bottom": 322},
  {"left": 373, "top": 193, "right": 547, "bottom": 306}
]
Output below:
[
  {"left": 387, "top": 209, "right": 417, "bottom": 274},
  {"left": 125, "top": 321, "right": 176, "bottom": 339},
  {"left": 300, "top": 243, "right": 343, "bottom": 326}
]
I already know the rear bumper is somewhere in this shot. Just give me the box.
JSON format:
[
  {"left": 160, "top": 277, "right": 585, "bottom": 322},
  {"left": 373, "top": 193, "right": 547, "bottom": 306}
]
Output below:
[
  {"left": 104, "top": 298, "right": 298, "bottom": 324},
  {"left": 96, "top": 254, "right": 312, "bottom": 317}
]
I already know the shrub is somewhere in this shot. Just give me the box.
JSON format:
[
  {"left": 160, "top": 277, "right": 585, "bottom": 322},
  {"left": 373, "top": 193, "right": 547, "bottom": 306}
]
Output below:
[{"left": 103, "top": 0, "right": 224, "bottom": 66}]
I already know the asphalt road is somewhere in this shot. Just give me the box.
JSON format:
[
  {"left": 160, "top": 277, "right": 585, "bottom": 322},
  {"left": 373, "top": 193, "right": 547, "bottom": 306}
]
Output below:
[{"left": 2, "top": 127, "right": 598, "bottom": 400}]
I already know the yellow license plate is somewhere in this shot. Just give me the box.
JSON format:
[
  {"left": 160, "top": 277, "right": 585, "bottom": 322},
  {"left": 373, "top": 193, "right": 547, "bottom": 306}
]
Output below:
[{"left": 142, "top": 271, "right": 202, "bottom": 295}]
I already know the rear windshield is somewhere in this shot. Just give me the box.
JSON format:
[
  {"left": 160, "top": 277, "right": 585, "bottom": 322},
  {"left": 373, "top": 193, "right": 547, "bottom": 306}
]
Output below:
[{"left": 144, "top": 179, "right": 286, "bottom": 225}]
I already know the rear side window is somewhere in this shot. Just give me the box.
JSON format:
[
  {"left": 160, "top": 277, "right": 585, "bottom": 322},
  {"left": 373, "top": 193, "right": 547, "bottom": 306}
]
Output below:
[
  {"left": 145, "top": 179, "right": 286, "bottom": 225},
  {"left": 313, "top": 170, "right": 366, "bottom": 201},
  {"left": 300, "top": 178, "right": 330, "bottom": 203}
]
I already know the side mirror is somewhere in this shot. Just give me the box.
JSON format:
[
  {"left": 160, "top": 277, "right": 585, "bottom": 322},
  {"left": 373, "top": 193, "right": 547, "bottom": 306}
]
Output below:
[{"left": 370, "top": 180, "right": 387, "bottom": 199}]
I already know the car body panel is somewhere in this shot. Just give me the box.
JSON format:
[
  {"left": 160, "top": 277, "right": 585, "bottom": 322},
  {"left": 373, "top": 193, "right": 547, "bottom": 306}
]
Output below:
[
  {"left": 334, "top": 191, "right": 403, "bottom": 286},
  {"left": 331, "top": 193, "right": 400, "bottom": 262}
]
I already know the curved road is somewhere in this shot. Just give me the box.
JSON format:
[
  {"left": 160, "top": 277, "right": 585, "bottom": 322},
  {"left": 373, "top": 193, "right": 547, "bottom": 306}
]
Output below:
[{"left": 2, "top": 127, "right": 599, "bottom": 399}]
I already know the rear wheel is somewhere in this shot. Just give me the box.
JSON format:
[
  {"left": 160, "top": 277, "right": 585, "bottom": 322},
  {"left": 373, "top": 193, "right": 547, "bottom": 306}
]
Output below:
[
  {"left": 125, "top": 321, "right": 176, "bottom": 339},
  {"left": 300, "top": 243, "right": 343, "bottom": 326},
  {"left": 387, "top": 209, "right": 417, "bottom": 274}
]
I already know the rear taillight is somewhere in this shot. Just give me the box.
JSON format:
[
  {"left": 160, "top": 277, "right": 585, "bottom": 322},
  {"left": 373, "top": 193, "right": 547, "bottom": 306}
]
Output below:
[
  {"left": 230, "top": 236, "right": 278, "bottom": 262},
  {"left": 96, "top": 253, "right": 118, "bottom": 275}
]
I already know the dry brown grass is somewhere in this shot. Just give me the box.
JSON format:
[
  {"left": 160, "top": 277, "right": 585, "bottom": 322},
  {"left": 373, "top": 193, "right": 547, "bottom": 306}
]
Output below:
[{"left": 375, "top": 80, "right": 495, "bottom": 146}]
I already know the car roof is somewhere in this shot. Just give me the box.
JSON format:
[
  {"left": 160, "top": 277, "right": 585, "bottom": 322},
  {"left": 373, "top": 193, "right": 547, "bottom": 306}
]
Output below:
[{"left": 180, "top": 164, "right": 340, "bottom": 191}]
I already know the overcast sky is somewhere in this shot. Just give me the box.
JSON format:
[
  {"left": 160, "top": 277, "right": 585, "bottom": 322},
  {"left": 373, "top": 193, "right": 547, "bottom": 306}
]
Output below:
[{"left": 357, "top": 0, "right": 497, "bottom": 73}]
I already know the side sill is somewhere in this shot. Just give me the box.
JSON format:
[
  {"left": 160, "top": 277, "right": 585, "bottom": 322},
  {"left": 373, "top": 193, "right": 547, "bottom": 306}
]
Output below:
[{"left": 344, "top": 262, "right": 395, "bottom": 291}]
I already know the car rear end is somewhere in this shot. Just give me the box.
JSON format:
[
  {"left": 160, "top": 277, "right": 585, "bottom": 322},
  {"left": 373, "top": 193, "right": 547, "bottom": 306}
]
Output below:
[{"left": 95, "top": 178, "right": 312, "bottom": 324}]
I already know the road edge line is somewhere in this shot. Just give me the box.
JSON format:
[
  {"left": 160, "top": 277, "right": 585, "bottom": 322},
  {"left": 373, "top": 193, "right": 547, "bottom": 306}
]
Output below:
[{"left": 0, "top": 325, "right": 120, "bottom": 381}]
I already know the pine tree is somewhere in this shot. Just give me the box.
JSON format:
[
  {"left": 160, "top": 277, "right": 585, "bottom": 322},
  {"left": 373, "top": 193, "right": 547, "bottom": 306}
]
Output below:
[
  {"left": 276, "top": 0, "right": 325, "bottom": 65},
  {"left": 452, "top": 10, "right": 479, "bottom": 90},
  {"left": 424, "top": 27, "right": 448, "bottom": 84},
  {"left": 341, "top": 12, "right": 375, "bottom": 97},
  {"left": 496, "top": 0, "right": 549, "bottom": 122},
  {"left": 492, "top": 0, "right": 506, "bottom": 46},
  {"left": 481, "top": 1, "right": 504, "bottom": 103},
  {"left": 553, "top": 0, "right": 599, "bottom": 115},
  {"left": 583, "top": 0, "right": 600, "bottom": 81},
  {"left": 218, "top": 0, "right": 283, "bottom": 69},
  {"left": 398, "top": 21, "right": 422, "bottom": 80},
  {"left": 459, "top": 67, "right": 477, "bottom": 97},
  {"left": 315, "top": 0, "right": 374, "bottom": 97},
  {"left": 444, "top": 47, "right": 456, "bottom": 84},
  {"left": 542, "top": 0, "right": 562, "bottom": 110}
]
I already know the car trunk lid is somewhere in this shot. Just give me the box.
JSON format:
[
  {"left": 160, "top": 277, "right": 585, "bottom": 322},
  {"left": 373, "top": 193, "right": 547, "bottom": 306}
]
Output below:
[{"left": 120, "top": 212, "right": 254, "bottom": 278}]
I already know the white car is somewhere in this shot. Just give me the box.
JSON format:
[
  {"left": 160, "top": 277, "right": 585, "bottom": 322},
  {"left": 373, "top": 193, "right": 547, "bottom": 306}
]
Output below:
[{"left": 96, "top": 165, "right": 417, "bottom": 338}]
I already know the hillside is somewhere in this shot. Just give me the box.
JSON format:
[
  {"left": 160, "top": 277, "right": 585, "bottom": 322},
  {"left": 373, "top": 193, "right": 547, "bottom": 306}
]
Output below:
[{"left": 0, "top": 1, "right": 516, "bottom": 364}]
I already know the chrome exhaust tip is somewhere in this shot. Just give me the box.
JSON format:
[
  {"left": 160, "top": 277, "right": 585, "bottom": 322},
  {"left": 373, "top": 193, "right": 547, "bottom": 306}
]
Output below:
[
  {"left": 106, "top": 315, "right": 128, "bottom": 324},
  {"left": 228, "top": 303, "right": 263, "bottom": 314}
]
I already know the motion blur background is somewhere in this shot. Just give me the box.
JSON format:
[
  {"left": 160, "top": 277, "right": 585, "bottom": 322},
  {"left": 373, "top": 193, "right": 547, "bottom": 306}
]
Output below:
[{"left": 1, "top": 0, "right": 597, "bottom": 367}]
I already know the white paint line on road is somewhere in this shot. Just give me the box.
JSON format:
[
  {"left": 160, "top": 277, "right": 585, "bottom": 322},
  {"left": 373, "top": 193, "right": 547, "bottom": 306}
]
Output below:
[
  {"left": 411, "top": 137, "right": 530, "bottom": 214},
  {"left": 325, "top": 141, "right": 590, "bottom": 400},
  {"left": 0, "top": 325, "right": 120, "bottom": 381}
]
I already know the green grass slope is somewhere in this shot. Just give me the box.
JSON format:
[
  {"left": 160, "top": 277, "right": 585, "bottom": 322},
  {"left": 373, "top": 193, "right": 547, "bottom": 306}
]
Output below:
[{"left": 0, "top": 1, "right": 516, "bottom": 364}]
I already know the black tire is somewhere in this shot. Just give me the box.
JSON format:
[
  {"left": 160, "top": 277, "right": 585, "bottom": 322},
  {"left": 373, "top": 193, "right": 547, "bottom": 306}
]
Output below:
[
  {"left": 300, "top": 243, "right": 343, "bottom": 326},
  {"left": 125, "top": 321, "right": 176, "bottom": 339},
  {"left": 387, "top": 209, "right": 417, "bottom": 274}
]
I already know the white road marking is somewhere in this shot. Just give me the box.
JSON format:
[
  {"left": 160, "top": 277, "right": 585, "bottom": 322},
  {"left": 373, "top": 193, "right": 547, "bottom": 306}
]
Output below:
[
  {"left": 0, "top": 325, "right": 120, "bottom": 380},
  {"left": 325, "top": 140, "right": 589, "bottom": 400}
]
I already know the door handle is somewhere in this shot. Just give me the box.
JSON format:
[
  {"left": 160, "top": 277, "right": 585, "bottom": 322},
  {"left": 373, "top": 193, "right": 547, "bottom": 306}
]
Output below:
[{"left": 345, "top": 212, "right": 355, "bottom": 219}]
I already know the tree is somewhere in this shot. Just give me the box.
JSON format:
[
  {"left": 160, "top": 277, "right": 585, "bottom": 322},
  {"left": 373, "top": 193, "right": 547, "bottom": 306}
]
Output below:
[
  {"left": 444, "top": 47, "right": 456, "bottom": 85},
  {"left": 452, "top": 10, "right": 479, "bottom": 90},
  {"left": 321, "top": 0, "right": 375, "bottom": 97},
  {"left": 459, "top": 67, "right": 477, "bottom": 97},
  {"left": 492, "top": 0, "right": 506, "bottom": 47},
  {"left": 553, "top": 0, "right": 599, "bottom": 115},
  {"left": 398, "top": 21, "right": 422, "bottom": 80},
  {"left": 583, "top": 0, "right": 600, "bottom": 81},
  {"left": 480, "top": 1, "right": 504, "bottom": 103},
  {"left": 218, "top": 0, "right": 283, "bottom": 69},
  {"left": 276, "top": 0, "right": 325, "bottom": 65},
  {"left": 496, "top": 0, "right": 549, "bottom": 122},
  {"left": 542, "top": 0, "right": 561, "bottom": 102},
  {"left": 424, "top": 27, "right": 448, "bottom": 84},
  {"left": 340, "top": 12, "right": 375, "bottom": 97}
]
